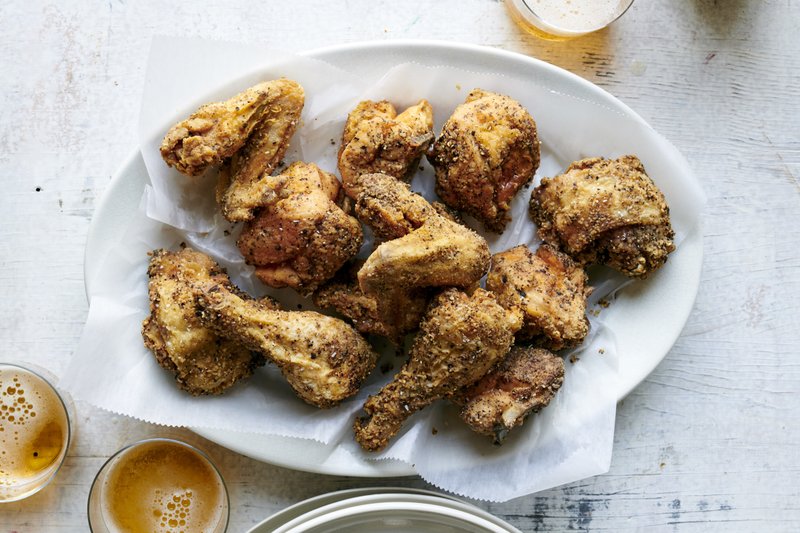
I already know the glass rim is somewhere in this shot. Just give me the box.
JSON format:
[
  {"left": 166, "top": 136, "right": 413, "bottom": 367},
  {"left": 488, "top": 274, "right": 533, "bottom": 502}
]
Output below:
[
  {"left": 0, "top": 362, "right": 72, "bottom": 503},
  {"left": 87, "top": 437, "right": 230, "bottom": 533},
  {"left": 514, "top": 0, "right": 636, "bottom": 37}
]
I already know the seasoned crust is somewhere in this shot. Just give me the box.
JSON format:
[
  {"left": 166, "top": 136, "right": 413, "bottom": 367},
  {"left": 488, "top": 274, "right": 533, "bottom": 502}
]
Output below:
[
  {"left": 338, "top": 99, "right": 434, "bottom": 200},
  {"left": 453, "top": 346, "right": 565, "bottom": 444},
  {"left": 354, "top": 288, "right": 522, "bottom": 452},
  {"left": 141, "top": 248, "right": 271, "bottom": 395},
  {"left": 529, "top": 155, "right": 675, "bottom": 278},
  {"left": 487, "top": 244, "right": 592, "bottom": 350},
  {"left": 428, "top": 89, "right": 540, "bottom": 232}
]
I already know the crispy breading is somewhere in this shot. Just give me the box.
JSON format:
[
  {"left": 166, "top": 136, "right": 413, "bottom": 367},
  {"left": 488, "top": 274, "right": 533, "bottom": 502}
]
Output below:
[
  {"left": 338, "top": 99, "right": 434, "bottom": 200},
  {"left": 454, "top": 347, "right": 564, "bottom": 444},
  {"left": 237, "top": 162, "right": 362, "bottom": 295},
  {"left": 141, "top": 248, "right": 272, "bottom": 395},
  {"left": 530, "top": 155, "right": 675, "bottom": 278},
  {"left": 194, "top": 280, "right": 378, "bottom": 408},
  {"left": 428, "top": 89, "right": 540, "bottom": 232},
  {"left": 160, "top": 79, "right": 303, "bottom": 182},
  {"left": 487, "top": 244, "right": 592, "bottom": 350},
  {"left": 354, "top": 288, "right": 522, "bottom": 451}
]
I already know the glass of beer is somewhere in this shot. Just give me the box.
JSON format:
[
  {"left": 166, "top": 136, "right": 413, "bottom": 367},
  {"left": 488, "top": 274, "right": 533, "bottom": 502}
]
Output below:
[
  {"left": 88, "top": 438, "right": 229, "bottom": 533},
  {"left": 505, "top": 0, "right": 635, "bottom": 40},
  {"left": 0, "top": 363, "right": 72, "bottom": 502}
]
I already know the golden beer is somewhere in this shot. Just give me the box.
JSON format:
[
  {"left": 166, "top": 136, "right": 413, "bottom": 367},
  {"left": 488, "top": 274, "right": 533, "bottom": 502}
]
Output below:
[
  {"left": 505, "top": 0, "right": 635, "bottom": 40},
  {"left": 0, "top": 364, "right": 71, "bottom": 502},
  {"left": 88, "top": 439, "right": 229, "bottom": 533}
]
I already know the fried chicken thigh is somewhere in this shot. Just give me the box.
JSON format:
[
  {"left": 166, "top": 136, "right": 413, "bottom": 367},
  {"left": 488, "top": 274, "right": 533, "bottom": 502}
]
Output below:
[
  {"left": 354, "top": 288, "right": 522, "bottom": 451},
  {"left": 194, "top": 280, "right": 378, "bottom": 409},
  {"left": 237, "top": 162, "right": 363, "bottom": 294},
  {"left": 160, "top": 79, "right": 303, "bottom": 183},
  {"left": 142, "top": 248, "right": 269, "bottom": 395},
  {"left": 350, "top": 173, "right": 491, "bottom": 330},
  {"left": 530, "top": 155, "right": 675, "bottom": 278},
  {"left": 428, "top": 89, "right": 540, "bottom": 232},
  {"left": 338, "top": 99, "right": 434, "bottom": 199},
  {"left": 454, "top": 347, "right": 564, "bottom": 444},
  {"left": 487, "top": 244, "right": 592, "bottom": 350}
]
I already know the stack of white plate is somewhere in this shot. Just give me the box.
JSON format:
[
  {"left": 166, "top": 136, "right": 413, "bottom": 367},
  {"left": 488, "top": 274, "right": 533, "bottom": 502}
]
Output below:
[{"left": 248, "top": 488, "right": 521, "bottom": 533}]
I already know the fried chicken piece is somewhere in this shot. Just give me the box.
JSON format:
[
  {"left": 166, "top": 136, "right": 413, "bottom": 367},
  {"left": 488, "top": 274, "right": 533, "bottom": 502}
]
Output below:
[
  {"left": 486, "top": 244, "right": 592, "bottom": 350},
  {"left": 141, "top": 248, "right": 271, "bottom": 395},
  {"left": 194, "top": 281, "right": 378, "bottom": 409},
  {"left": 237, "top": 162, "right": 363, "bottom": 295},
  {"left": 352, "top": 172, "right": 438, "bottom": 240},
  {"left": 428, "top": 89, "right": 540, "bottom": 232},
  {"left": 354, "top": 288, "right": 522, "bottom": 451},
  {"left": 346, "top": 172, "right": 490, "bottom": 329},
  {"left": 160, "top": 79, "right": 303, "bottom": 179},
  {"left": 338, "top": 99, "right": 434, "bottom": 199},
  {"left": 216, "top": 79, "right": 305, "bottom": 221},
  {"left": 529, "top": 155, "right": 675, "bottom": 278},
  {"left": 453, "top": 347, "right": 564, "bottom": 444},
  {"left": 312, "top": 261, "right": 429, "bottom": 341}
]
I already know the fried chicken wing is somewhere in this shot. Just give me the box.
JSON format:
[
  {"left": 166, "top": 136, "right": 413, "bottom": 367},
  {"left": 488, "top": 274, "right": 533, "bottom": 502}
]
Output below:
[
  {"left": 354, "top": 288, "right": 522, "bottom": 451},
  {"left": 237, "top": 162, "right": 363, "bottom": 294},
  {"left": 486, "top": 244, "right": 592, "bottom": 350},
  {"left": 453, "top": 347, "right": 564, "bottom": 444},
  {"left": 195, "top": 281, "right": 378, "bottom": 409},
  {"left": 312, "top": 261, "right": 429, "bottom": 341},
  {"left": 338, "top": 99, "right": 434, "bottom": 199},
  {"left": 347, "top": 173, "right": 491, "bottom": 329},
  {"left": 216, "top": 79, "right": 305, "bottom": 221},
  {"left": 142, "top": 248, "right": 270, "bottom": 395},
  {"left": 160, "top": 79, "right": 303, "bottom": 179},
  {"left": 428, "top": 89, "right": 540, "bottom": 232},
  {"left": 529, "top": 155, "right": 675, "bottom": 278}
]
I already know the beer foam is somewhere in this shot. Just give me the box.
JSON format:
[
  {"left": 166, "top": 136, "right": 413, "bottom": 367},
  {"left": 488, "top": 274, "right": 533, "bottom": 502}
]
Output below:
[
  {"left": 526, "top": 0, "right": 629, "bottom": 33},
  {"left": 101, "top": 440, "right": 226, "bottom": 533},
  {"left": 0, "top": 367, "right": 68, "bottom": 488}
]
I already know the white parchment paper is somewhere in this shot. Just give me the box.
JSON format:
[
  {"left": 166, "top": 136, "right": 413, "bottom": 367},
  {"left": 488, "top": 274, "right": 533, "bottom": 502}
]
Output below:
[{"left": 63, "top": 38, "right": 704, "bottom": 501}]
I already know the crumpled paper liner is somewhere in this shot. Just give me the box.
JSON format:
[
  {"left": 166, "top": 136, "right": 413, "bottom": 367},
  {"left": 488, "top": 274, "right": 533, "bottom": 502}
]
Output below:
[{"left": 63, "top": 37, "right": 704, "bottom": 501}]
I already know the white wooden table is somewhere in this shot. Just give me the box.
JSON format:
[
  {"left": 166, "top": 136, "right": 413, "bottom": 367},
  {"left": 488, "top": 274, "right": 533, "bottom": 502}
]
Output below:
[{"left": 2, "top": 0, "right": 798, "bottom": 530}]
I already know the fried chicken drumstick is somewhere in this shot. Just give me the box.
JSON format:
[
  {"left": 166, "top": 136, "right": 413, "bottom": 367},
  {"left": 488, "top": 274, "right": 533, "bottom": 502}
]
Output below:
[
  {"left": 428, "top": 89, "right": 540, "bottom": 232},
  {"left": 195, "top": 279, "right": 378, "bottom": 408},
  {"left": 338, "top": 99, "right": 434, "bottom": 200},
  {"left": 142, "top": 248, "right": 270, "bottom": 395},
  {"left": 354, "top": 288, "right": 522, "bottom": 452},
  {"left": 453, "top": 347, "right": 565, "bottom": 444},
  {"left": 530, "top": 155, "right": 675, "bottom": 278}
]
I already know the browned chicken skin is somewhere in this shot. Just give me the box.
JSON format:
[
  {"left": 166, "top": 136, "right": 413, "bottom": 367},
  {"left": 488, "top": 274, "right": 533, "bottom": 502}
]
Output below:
[
  {"left": 312, "top": 261, "right": 429, "bottom": 341},
  {"left": 454, "top": 347, "right": 565, "bottom": 444},
  {"left": 350, "top": 174, "right": 491, "bottom": 330},
  {"left": 428, "top": 89, "right": 540, "bottom": 232},
  {"left": 354, "top": 288, "right": 522, "bottom": 451},
  {"left": 194, "top": 279, "right": 378, "bottom": 409},
  {"left": 216, "top": 79, "right": 305, "bottom": 222},
  {"left": 142, "top": 248, "right": 271, "bottom": 395},
  {"left": 486, "top": 244, "right": 592, "bottom": 350},
  {"left": 338, "top": 99, "right": 434, "bottom": 200},
  {"left": 530, "top": 155, "right": 675, "bottom": 278},
  {"left": 160, "top": 79, "right": 303, "bottom": 185},
  {"left": 237, "top": 162, "right": 363, "bottom": 295}
]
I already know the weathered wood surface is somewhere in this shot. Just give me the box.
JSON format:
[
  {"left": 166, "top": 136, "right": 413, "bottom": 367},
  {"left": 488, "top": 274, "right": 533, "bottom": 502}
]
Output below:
[{"left": 1, "top": 0, "right": 798, "bottom": 530}]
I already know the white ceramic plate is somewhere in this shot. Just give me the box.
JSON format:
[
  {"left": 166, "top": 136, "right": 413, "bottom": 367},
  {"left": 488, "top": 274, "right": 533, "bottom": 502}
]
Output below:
[
  {"left": 84, "top": 40, "right": 702, "bottom": 477},
  {"left": 251, "top": 490, "right": 520, "bottom": 533}
]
